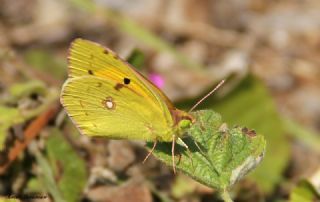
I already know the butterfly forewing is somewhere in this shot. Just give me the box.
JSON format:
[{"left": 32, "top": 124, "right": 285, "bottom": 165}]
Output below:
[
  {"left": 69, "top": 39, "right": 173, "bottom": 116},
  {"left": 61, "top": 39, "right": 176, "bottom": 142}
]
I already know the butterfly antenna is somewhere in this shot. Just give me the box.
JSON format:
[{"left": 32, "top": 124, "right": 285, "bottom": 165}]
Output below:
[{"left": 189, "top": 80, "right": 225, "bottom": 113}]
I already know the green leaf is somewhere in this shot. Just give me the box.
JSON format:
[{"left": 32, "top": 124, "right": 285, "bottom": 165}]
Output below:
[
  {"left": 46, "top": 128, "right": 87, "bottom": 202},
  {"left": 126, "top": 49, "right": 145, "bottom": 70},
  {"left": 203, "top": 75, "right": 290, "bottom": 192},
  {"left": 171, "top": 174, "right": 199, "bottom": 199},
  {"left": 0, "top": 80, "right": 58, "bottom": 149},
  {"left": 33, "top": 142, "right": 65, "bottom": 202},
  {"left": 8, "top": 80, "right": 46, "bottom": 100},
  {"left": 24, "top": 50, "right": 66, "bottom": 80},
  {"left": 25, "top": 178, "right": 46, "bottom": 193},
  {"left": 0, "top": 106, "right": 22, "bottom": 150},
  {"left": 290, "top": 180, "right": 320, "bottom": 202},
  {"left": 283, "top": 118, "right": 320, "bottom": 153},
  {"left": 148, "top": 110, "right": 265, "bottom": 192},
  {"left": 0, "top": 197, "right": 22, "bottom": 202}
]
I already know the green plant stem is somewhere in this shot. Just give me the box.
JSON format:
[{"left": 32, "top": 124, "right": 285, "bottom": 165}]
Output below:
[
  {"left": 220, "top": 190, "right": 233, "bottom": 202},
  {"left": 31, "top": 143, "right": 65, "bottom": 202},
  {"left": 283, "top": 118, "right": 320, "bottom": 153}
]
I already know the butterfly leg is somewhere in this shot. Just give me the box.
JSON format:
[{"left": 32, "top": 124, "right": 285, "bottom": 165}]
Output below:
[
  {"left": 143, "top": 140, "right": 158, "bottom": 164},
  {"left": 177, "top": 138, "right": 195, "bottom": 172},
  {"left": 172, "top": 135, "right": 176, "bottom": 174},
  {"left": 194, "top": 140, "right": 205, "bottom": 155}
]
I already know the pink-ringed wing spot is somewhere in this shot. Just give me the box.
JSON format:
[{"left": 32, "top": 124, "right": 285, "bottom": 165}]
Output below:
[{"left": 103, "top": 97, "right": 116, "bottom": 110}]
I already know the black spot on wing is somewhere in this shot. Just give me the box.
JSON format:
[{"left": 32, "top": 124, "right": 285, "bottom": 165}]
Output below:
[
  {"left": 114, "top": 78, "right": 130, "bottom": 91},
  {"left": 88, "top": 70, "right": 94, "bottom": 75},
  {"left": 124, "top": 78, "right": 130, "bottom": 85}
]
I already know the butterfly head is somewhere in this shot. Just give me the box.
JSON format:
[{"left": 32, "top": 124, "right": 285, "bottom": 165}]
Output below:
[
  {"left": 178, "top": 119, "right": 192, "bottom": 129},
  {"left": 171, "top": 109, "right": 195, "bottom": 130}
]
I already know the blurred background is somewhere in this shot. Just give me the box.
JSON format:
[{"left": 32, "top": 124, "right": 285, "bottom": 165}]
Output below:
[{"left": 0, "top": 0, "right": 320, "bottom": 201}]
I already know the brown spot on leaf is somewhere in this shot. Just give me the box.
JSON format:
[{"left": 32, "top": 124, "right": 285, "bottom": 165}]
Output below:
[
  {"left": 242, "top": 127, "right": 248, "bottom": 133},
  {"left": 242, "top": 127, "right": 256, "bottom": 137}
]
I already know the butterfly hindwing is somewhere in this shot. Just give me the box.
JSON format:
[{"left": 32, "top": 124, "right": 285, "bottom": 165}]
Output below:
[{"left": 61, "top": 76, "right": 174, "bottom": 141}]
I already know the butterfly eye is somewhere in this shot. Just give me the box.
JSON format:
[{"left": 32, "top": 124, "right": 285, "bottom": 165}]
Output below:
[{"left": 178, "top": 120, "right": 192, "bottom": 129}]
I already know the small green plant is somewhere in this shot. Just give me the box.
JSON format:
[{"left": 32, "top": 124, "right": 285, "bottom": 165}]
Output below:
[{"left": 147, "top": 110, "right": 266, "bottom": 201}]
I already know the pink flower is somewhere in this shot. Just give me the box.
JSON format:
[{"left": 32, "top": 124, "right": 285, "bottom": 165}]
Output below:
[{"left": 149, "top": 73, "right": 164, "bottom": 89}]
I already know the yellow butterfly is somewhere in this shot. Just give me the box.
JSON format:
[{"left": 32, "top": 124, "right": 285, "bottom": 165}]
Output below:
[{"left": 60, "top": 38, "right": 195, "bottom": 172}]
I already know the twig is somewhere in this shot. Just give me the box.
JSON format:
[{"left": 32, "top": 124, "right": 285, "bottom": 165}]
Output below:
[{"left": 0, "top": 102, "right": 60, "bottom": 174}]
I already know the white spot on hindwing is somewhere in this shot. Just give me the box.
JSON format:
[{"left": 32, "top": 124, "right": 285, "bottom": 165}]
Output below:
[
  {"left": 103, "top": 96, "right": 115, "bottom": 110},
  {"left": 106, "top": 100, "right": 113, "bottom": 109}
]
